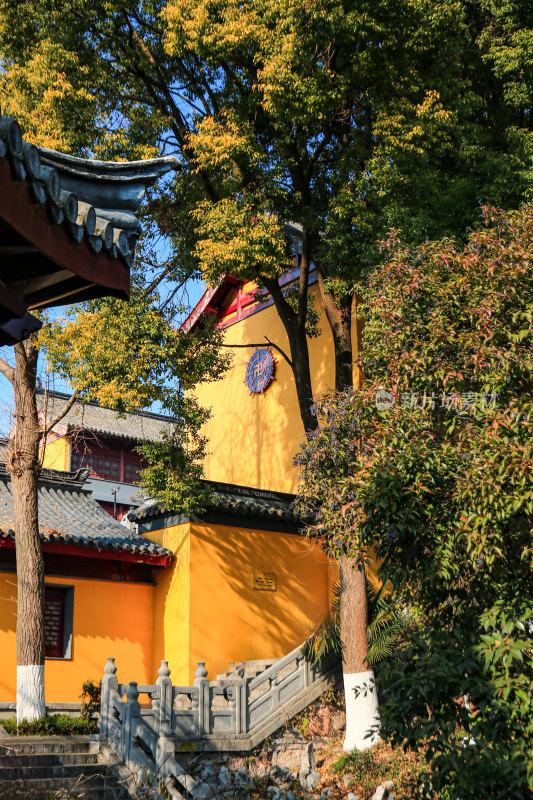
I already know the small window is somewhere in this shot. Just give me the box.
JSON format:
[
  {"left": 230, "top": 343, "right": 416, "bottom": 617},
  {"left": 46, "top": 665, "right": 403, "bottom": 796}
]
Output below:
[
  {"left": 125, "top": 461, "right": 141, "bottom": 483},
  {"left": 44, "top": 586, "right": 73, "bottom": 660}
]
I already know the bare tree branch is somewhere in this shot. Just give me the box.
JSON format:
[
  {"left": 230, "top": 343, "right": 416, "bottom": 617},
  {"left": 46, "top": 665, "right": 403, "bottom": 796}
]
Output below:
[
  {"left": 158, "top": 277, "right": 189, "bottom": 312},
  {"left": 144, "top": 263, "right": 175, "bottom": 296},
  {"left": 0, "top": 357, "right": 15, "bottom": 385},
  {"left": 41, "top": 391, "right": 79, "bottom": 436},
  {"left": 221, "top": 337, "right": 293, "bottom": 368}
]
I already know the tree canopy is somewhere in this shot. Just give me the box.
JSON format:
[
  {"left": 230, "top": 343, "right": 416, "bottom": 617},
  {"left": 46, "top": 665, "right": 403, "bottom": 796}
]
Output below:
[
  {"left": 2, "top": 0, "right": 531, "bottom": 423},
  {"left": 296, "top": 206, "right": 533, "bottom": 798}
]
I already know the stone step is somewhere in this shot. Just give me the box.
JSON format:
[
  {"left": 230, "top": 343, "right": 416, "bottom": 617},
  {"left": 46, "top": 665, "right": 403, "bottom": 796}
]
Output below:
[
  {"left": 0, "top": 761, "right": 106, "bottom": 781},
  {"left": 0, "top": 775, "right": 123, "bottom": 800},
  {"left": 0, "top": 735, "right": 96, "bottom": 757},
  {"left": 217, "top": 658, "right": 276, "bottom": 681},
  {"left": 0, "top": 752, "right": 99, "bottom": 768}
]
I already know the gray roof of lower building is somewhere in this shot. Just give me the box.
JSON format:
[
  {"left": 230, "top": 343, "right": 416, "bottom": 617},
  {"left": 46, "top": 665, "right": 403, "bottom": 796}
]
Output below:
[
  {"left": 36, "top": 390, "right": 177, "bottom": 442},
  {"left": 0, "top": 466, "right": 170, "bottom": 560},
  {"left": 132, "top": 480, "right": 298, "bottom": 525}
]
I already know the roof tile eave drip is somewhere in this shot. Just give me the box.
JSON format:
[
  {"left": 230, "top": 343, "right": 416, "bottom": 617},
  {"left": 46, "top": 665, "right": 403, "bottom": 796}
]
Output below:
[
  {"left": 0, "top": 474, "right": 171, "bottom": 559},
  {"left": 0, "top": 524, "right": 171, "bottom": 559},
  {"left": 1, "top": 110, "right": 179, "bottom": 276}
]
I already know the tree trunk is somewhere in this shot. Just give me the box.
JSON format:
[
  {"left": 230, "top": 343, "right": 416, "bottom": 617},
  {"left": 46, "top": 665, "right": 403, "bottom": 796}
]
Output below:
[
  {"left": 9, "top": 339, "right": 45, "bottom": 722},
  {"left": 262, "top": 236, "right": 318, "bottom": 434},
  {"left": 339, "top": 556, "right": 379, "bottom": 750},
  {"left": 316, "top": 267, "right": 379, "bottom": 749},
  {"left": 317, "top": 269, "right": 354, "bottom": 393},
  {"left": 289, "top": 324, "right": 317, "bottom": 433}
]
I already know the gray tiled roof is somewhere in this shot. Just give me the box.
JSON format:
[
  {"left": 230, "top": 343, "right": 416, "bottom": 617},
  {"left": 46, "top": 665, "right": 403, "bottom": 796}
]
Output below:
[
  {"left": 0, "top": 466, "right": 171, "bottom": 560},
  {"left": 0, "top": 108, "right": 178, "bottom": 264},
  {"left": 132, "top": 480, "right": 298, "bottom": 524},
  {"left": 36, "top": 390, "right": 177, "bottom": 442}
]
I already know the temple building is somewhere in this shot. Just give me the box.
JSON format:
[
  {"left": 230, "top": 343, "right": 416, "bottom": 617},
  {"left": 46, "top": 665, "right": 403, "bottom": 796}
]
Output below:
[
  {"left": 0, "top": 111, "right": 357, "bottom": 706},
  {"left": 121, "top": 262, "right": 358, "bottom": 685},
  {"left": 37, "top": 389, "right": 176, "bottom": 521},
  {"left": 0, "top": 265, "right": 348, "bottom": 703},
  {"left": 0, "top": 466, "right": 170, "bottom": 705},
  {"left": 0, "top": 108, "right": 177, "bottom": 343},
  {"left": 182, "top": 264, "right": 360, "bottom": 493}
]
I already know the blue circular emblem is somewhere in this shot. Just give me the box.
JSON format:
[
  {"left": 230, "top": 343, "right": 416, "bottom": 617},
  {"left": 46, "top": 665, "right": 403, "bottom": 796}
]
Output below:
[{"left": 245, "top": 349, "right": 275, "bottom": 394}]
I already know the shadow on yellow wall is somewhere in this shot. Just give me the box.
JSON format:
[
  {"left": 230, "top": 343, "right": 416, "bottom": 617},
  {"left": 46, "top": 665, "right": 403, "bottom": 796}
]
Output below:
[
  {"left": 145, "top": 521, "right": 338, "bottom": 686},
  {"left": 195, "top": 285, "right": 361, "bottom": 494},
  {"left": 196, "top": 284, "right": 343, "bottom": 493}
]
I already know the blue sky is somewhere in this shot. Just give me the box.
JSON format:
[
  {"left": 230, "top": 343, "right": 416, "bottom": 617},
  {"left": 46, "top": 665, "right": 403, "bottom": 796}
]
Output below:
[{"left": 0, "top": 276, "right": 207, "bottom": 437}]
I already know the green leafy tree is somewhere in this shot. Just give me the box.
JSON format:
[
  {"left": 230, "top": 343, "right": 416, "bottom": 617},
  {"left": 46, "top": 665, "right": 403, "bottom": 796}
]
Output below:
[
  {"left": 296, "top": 206, "right": 533, "bottom": 796},
  {"left": 41, "top": 289, "right": 226, "bottom": 511}
]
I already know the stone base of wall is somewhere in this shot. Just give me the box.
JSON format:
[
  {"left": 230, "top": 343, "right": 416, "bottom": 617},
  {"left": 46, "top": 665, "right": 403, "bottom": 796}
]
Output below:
[{"left": 0, "top": 702, "right": 85, "bottom": 720}]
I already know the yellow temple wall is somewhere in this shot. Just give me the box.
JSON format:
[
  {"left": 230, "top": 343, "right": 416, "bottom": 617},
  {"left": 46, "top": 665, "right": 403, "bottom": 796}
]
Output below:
[
  {"left": 144, "top": 520, "right": 337, "bottom": 685},
  {"left": 187, "top": 522, "right": 335, "bottom": 683},
  {"left": 149, "top": 523, "right": 191, "bottom": 685},
  {"left": 41, "top": 435, "right": 70, "bottom": 472},
  {"left": 0, "top": 572, "right": 155, "bottom": 703},
  {"left": 194, "top": 283, "right": 359, "bottom": 494}
]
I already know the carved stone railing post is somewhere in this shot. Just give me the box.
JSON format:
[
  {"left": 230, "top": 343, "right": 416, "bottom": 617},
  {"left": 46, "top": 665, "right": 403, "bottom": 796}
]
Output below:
[
  {"left": 156, "top": 660, "right": 173, "bottom": 735},
  {"left": 100, "top": 657, "right": 118, "bottom": 737},
  {"left": 303, "top": 655, "right": 311, "bottom": 688},
  {"left": 233, "top": 677, "right": 247, "bottom": 735},
  {"left": 193, "top": 661, "right": 210, "bottom": 735},
  {"left": 156, "top": 719, "right": 175, "bottom": 781},
  {"left": 122, "top": 681, "right": 140, "bottom": 767}
]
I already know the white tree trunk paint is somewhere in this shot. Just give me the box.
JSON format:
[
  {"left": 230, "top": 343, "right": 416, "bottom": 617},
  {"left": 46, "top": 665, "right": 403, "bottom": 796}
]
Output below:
[
  {"left": 343, "top": 670, "right": 381, "bottom": 751},
  {"left": 17, "top": 665, "right": 45, "bottom": 722}
]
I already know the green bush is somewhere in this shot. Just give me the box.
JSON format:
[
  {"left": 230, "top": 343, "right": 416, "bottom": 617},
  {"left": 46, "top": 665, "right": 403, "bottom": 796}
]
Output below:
[
  {"left": 2, "top": 714, "right": 97, "bottom": 736},
  {"left": 297, "top": 208, "right": 533, "bottom": 799},
  {"left": 80, "top": 679, "right": 101, "bottom": 722}
]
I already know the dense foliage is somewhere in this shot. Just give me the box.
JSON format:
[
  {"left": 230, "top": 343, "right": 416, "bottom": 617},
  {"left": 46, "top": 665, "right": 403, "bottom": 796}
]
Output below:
[
  {"left": 1, "top": 0, "right": 531, "bottom": 492},
  {"left": 40, "top": 289, "right": 226, "bottom": 512},
  {"left": 2, "top": 714, "right": 97, "bottom": 736},
  {"left": 296, "top": 207, "right": 533, "bottom": 798},
  {"left": 2, "top": 1, "right": 532, "bottom": 426}
]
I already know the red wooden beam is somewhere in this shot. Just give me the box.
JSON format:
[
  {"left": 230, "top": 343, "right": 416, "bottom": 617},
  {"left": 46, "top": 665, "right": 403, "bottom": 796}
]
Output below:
[{"left": 0, "top": 535, "right": 170, "bottom": 566}]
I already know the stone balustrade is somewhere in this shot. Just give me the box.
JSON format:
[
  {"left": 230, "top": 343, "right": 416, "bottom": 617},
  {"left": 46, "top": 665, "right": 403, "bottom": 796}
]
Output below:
[{"left": 99, "top": 643, "right": 338, "bottom": 797}]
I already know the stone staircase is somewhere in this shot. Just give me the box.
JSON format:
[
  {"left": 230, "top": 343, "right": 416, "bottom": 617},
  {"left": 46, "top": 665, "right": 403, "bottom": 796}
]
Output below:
[
  {"left": 0, "top": 736, "right": 128, "bottom": 800},
  {"left": 216, "top": 658, "right": 276, "bottom": 681}
]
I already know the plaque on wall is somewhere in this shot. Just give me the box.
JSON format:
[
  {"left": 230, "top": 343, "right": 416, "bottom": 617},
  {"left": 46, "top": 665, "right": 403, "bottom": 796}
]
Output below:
[
  {"left": 253, "top": 572, "right": 277, "bottom": 591},
  {"left": 245, "top": 349, "right": 275, "bottom": 394}
]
